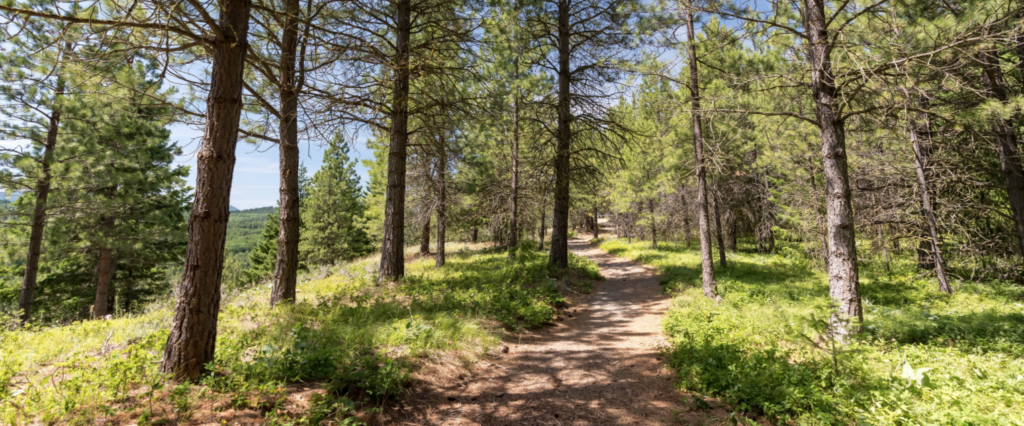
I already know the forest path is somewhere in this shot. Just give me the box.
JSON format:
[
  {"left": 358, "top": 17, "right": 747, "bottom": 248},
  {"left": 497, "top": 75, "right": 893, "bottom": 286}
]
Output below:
[{"left": 378, "top": 224, "right": 728, "bottom": 425}]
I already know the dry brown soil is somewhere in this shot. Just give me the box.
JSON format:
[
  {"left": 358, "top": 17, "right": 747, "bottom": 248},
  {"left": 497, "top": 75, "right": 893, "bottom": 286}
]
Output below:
[{"left": 378, "top": 237, "right": 729, "bottom": 425}]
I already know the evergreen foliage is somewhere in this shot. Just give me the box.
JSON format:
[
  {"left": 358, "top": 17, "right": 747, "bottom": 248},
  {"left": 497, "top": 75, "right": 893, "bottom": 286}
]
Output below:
[
  {"left": 301, "top": 135, "right": 370, "bottom": 265},
  {"left": 245, "top": 212, "right": 280, "bottom": 284}
]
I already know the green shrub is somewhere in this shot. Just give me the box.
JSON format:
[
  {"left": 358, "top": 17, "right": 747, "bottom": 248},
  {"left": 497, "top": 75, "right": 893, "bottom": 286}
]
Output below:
[
  {"left": 601, "top": 237, "right": 1024, "bottom": 425},
  {"left": 1, "top": 242, "right": 595, "bottom": 424}
]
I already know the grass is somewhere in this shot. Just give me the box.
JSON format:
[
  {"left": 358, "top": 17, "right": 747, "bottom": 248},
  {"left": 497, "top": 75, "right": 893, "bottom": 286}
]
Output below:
[
  {"left": 598, "top": 238, "right": 1024, "bottom": 425},
  {"left": 0, "top": 242, "right": 600, "bottom": 425}
]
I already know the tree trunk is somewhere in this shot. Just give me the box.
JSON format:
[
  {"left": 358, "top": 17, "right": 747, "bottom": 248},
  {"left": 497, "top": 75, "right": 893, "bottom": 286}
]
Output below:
[
  {"left": 436, "top": 139, "right": 447, "bottom": 267},
  {"left": 807, "top": 157, "right": 830, "bottom": 269},
  {"left": 538, "top": 199, "right": 546, "bottom": 250},
  {"left": 19, "top": 70, "right": 65, "bottom": 324},
  {"left": 757, "top": 171, "right": 776, "bottom": 253},
  {"left": 593, "top": 206, "right": 600, "bottom": 240},
  {"left": 878, "top": 225, "right": 891, "bottom": 273},
  {"left": 271, "top": 0, "right": 301, "bottom": 306},
  {"left": 379, "top": 0, "right": 412, "bottom": 280},
  {"left": 647, "top": 200, "right": 656, "bottom": 248},
  {"left": 725, "top": 210, "right": 736, "bottom": 250},
  {"left": 509, "top": 54, "right": 520, "bottom": 254},
  {"left": 980, "top": 49, "right": 1024, "bottom": 261},
  {"left": 93, "top": 215, "right": 117, "bottom": 318},
  {"left": 804, "top": 0, "right": 862, "bottom": 338},
  {"left": 420, "top": 214, "right": 431, "bottom": 255},
  {"left": 471, "top": 226, "right": 478, "bottom": 243},
  {"left": 548, "top": 0, "right": 571, "bottom": 269},
  {"left": 908, "top": 107, "right": 952, "bottom": 293},
  {"left": 681, "top": 190, "right": 692, "bottom": 247},
  {"left": 161, "top": 0, "right": 251, "bottom": 381},
  {"left": 712, "top": 184, "right": 727, "bottom": 268},
  {"left": 684, "top": 2, "right": 717, "bottom": 299}
]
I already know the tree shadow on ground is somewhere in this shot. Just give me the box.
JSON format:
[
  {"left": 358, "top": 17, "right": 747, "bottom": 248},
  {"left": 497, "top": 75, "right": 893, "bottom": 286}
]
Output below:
[{"left": 374, "top": 239, "right": 738, "bottom": 426}]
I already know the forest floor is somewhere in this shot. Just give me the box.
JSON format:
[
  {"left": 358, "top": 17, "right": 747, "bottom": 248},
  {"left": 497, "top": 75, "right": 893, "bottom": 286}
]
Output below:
[{"left": 379, "top": 224, "right": 729, "bottom": 425}]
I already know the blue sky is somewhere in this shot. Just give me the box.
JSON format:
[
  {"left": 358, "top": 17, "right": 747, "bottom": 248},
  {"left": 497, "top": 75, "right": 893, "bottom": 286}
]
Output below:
[{"left": 169, "top": 124, "right": 374, "bottom": 210}]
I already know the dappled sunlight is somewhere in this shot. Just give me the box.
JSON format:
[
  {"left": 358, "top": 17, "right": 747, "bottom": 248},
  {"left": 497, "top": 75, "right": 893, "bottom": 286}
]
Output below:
[
  {"left": 599, "top": 237, "right": 1024, "bottom": 424},
  {"left": 382, "top": 238, "right": 732, "bottom": 425}
]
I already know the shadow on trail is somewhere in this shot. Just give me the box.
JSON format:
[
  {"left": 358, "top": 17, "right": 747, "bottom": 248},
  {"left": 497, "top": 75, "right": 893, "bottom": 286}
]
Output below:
[{"left": 378, "top": 238, "right": 728, "bottom": 425}]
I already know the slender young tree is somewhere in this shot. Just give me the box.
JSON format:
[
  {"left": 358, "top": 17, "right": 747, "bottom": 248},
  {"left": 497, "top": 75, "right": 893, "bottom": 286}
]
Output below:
[
  {"left": 674, "top": 0, "right": 719, "bottom": 298},
  {"left": 538, "top": 0, "right": 641, "bottom": 268},
  {"left": 0, "top": 12, "right": 74, "bottom": 322},
  {"left": 907, "top": 103, "right": 952, "bottom": 294}
]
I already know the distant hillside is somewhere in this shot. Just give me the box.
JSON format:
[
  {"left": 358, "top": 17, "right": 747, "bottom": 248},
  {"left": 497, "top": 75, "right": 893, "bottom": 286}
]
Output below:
[{"left": 225, "top": 206, "right": 277, "bottom": 257}]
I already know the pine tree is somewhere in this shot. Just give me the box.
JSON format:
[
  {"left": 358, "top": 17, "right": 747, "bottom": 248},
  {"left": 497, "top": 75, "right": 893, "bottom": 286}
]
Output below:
[
  {"left": 246, "top": 212, "right": 279, "bottom": 283},
  {"left": 300, "top": 135, "right": 370, "bottom": 266},
  {"left": 3, "top": 58, "right": 189, "bottom": 321}
]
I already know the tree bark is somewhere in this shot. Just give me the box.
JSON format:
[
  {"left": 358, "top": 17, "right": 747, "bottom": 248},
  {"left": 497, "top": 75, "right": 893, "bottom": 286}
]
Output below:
[
  {"left": 681, "top": 190, "right": 692, "bottom": 247},
  {"left": 420, "top": 214, "right": 431, "bottom": 255},
  {"left": 712, "top": 184, "right": 727, "bottom": 267},
  {"left": 724, "top": 210, "right": 736, "bottom": 250},
  {"left": 271, "top": 0, "right": 301, "bottom": 306},
  {"left": 509, "top": 54, "right": 520, "bottom": 254},
  {"left": 647, "top": 199, "right": 656, "bottom": 248},
  {"left": 980, "top": 49, "right": 1024, "bottom": 261},
  {"left": 593, "top": 206, "right": 600, "bottom": 240},
  {"left": 756, "top": 171, "right": 776, "bottom": 253},
  {"left": 548, "top": 0, "right": 571, "bottom": 269},
  {"left": 908, "top": 107, "right": 952, "bottom": 293},
  {"left": 538, "top": 199, "right": 546, "bottom": 250},
  {"left": 19, "top": 70, "right": 65, "bottom": 324},
  {"left": 93, "top": 215, "right": 117, "bottom": 318},
  {"left": 379, "top": 0, "right": 412, "bottom": 280},
  {"left": 161, "top": 0, "right": 251, "bottom": 381},
  {"left": 804, "top": 0, "right": 862, "bottom": 337},
  {"left": 436, "top": 140, "right": 447, "bottom": 267},
  {"left": 684, "top": 2, "right": 718, "bottom": 299}
]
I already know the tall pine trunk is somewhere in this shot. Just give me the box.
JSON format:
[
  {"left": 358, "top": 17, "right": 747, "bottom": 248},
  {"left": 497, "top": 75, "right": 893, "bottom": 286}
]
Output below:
[
  {"left": 908, "top": 106, "right": 952, "bottom": 293},
  {"left": 725, "top": 210, "right": 736, "bottom": 250},
  {"left": 681, "top": 189, "right": 692, "bottom": 247},
  {"left": 436, "top": 140, "right": 447, "bottom": 267},
  {"left": 804, "top": 0, "right": 862, "bottom": 338},
  {"left": 548, "top": 0, "right": 571, "bottom": 269},
  {"left": 379, "top": 0, "right": 412, "bottom": 280},
  {"left": 509, "top": 54, "right": 520, "bottom": 254},
  {"left": 684, "top": 1, "right": 718, "bottom": 299},
  {"left": 94, "top": 214, "right": 116, "bottom": 318},
  {"left": 538, "top": 200, "right": 546, "bottom": 250},
  {"left": 420, "top": 214, "right": 431, "bottom": 254},
  {"left": 647, "top": 200, "right": 656, "bottom": 248},
  {"left": 272, "top": 0, "right": 301, "bottom": 306},
  {"left": 19, "top": 70, "right": 65, "bottom": 324},
  {"left": 980, "top": 49, "right": 1024, "bottom": 261},
  {"left": 713, "top": 185, "right": 726, "bottom": 267},
  {"left": 161, "top": 0, "right": 251, "bottom": 380}
]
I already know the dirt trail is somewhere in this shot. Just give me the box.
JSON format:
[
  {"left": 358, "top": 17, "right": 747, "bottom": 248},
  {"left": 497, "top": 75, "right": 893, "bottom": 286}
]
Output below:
[{"left": 380, "top": 235, "right": 727, "bottom": 425}]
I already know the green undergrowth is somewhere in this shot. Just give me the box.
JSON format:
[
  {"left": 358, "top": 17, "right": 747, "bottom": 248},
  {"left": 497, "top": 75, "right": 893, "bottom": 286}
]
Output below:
[
  {"left": 0, "top": 242, "right": 600, "bottom": 424},
  {"left": 598, "top": 238, "right": 1024, "bottom": 425}
]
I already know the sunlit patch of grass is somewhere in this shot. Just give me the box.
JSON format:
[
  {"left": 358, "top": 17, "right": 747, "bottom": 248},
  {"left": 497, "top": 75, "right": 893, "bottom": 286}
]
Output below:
[
  {"left": 599, "top": 238, "right": 1024, "bottom": 425},
  {"left": 0, "top": 243, "right": 601, "bottom": 424}
]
